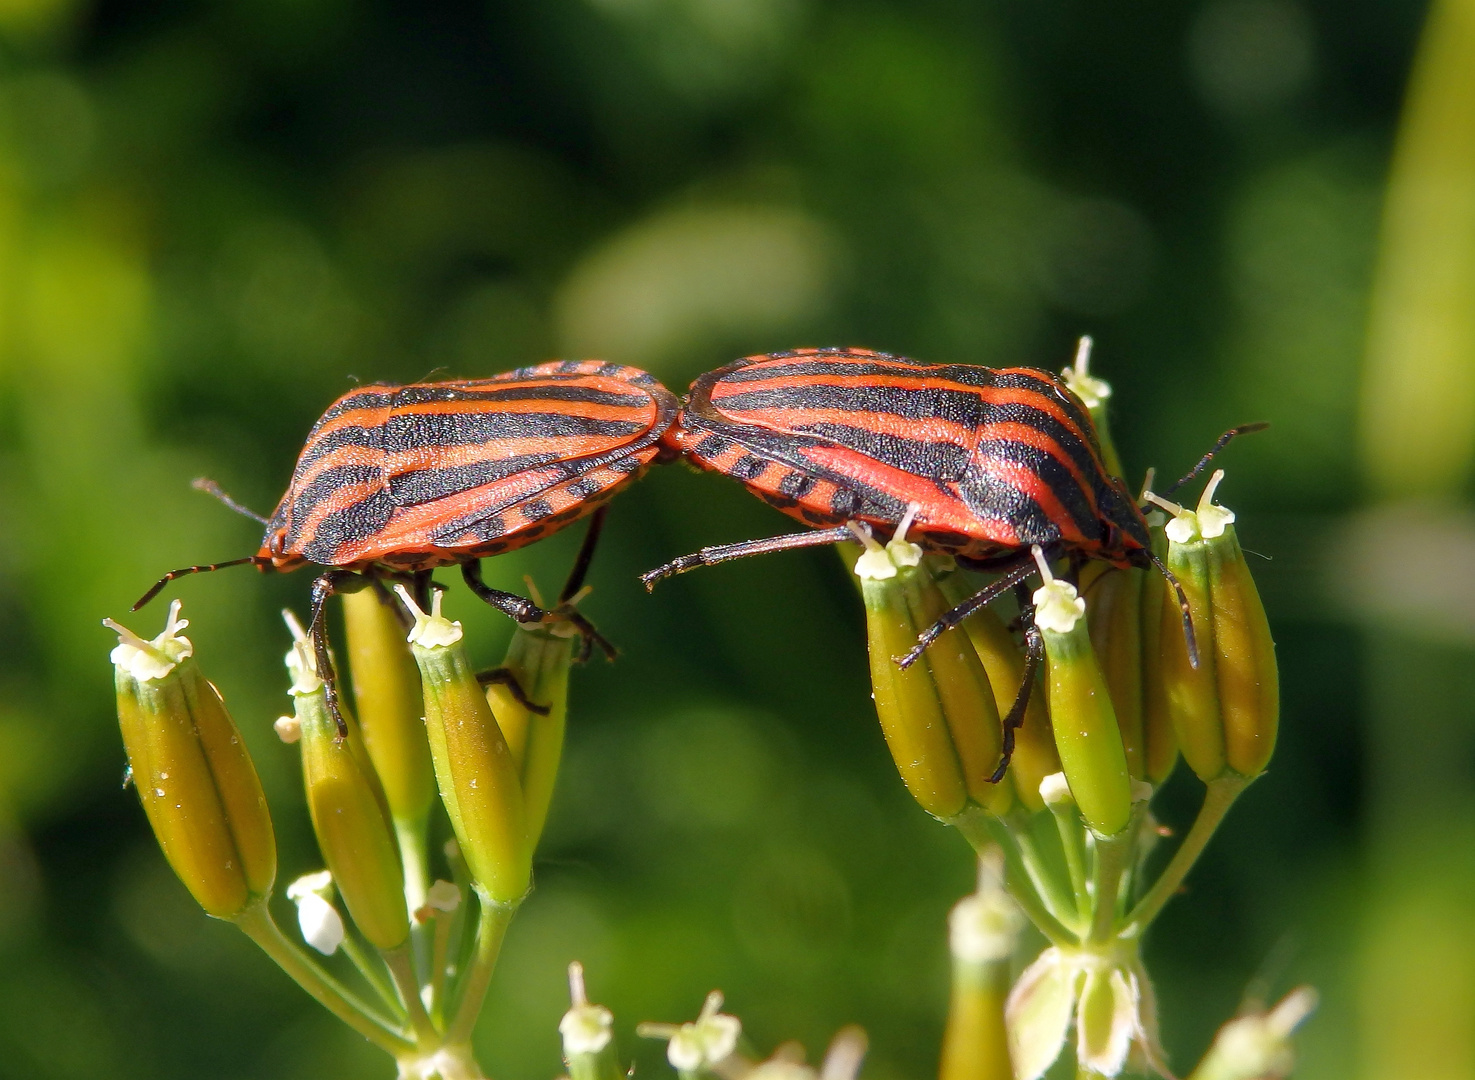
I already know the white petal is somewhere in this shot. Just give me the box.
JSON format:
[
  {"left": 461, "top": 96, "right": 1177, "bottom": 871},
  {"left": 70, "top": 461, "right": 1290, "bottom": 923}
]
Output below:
[
  {"left": 1006, "top": 948, "right": 1080, "bottom": 1080},
  {"left": 1075, "top": 967, "right": 1136, "bottom": 1077},
  {"left": 296, "top": 893, "right": 345, "bottom": 955},
  {"left": 560, "top": 1004, "right": 614, "bottom": 1056}
]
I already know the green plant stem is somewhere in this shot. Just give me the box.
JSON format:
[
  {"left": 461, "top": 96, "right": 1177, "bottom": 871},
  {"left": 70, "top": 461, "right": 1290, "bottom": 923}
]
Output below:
[
  {"left": 233, "top": 900, "right": 413, "bottom": 1055},
  {"left": 446, "top": 890, "right": 517, "bottom": 1046},
  {"left": 397, "top": 815, "right": 430, "bottom": 916},
  {"left": 1123, "top": 775, "right": 1249, "bottom": 935},
  {"left": 340, "top": 933, "right": 405, "bottom": 1017},
  {"left": 384, "top": 942, "right": 440, "bottom": 1044},
  {"left": 1048, "top": 801, "right": 1090, "bottom": 921},
  {"left": 951, "top": 808, "right": 1075, "bottom": 946},
  {"left": 430, "top": 910, "right": 454, "bottom": 1019},
  {"left": 1086, "top": 828, "right": 1133, "bottom": 944},
  {"left": 1014, "top": 827, "right": 1084, "bottom": 934}
]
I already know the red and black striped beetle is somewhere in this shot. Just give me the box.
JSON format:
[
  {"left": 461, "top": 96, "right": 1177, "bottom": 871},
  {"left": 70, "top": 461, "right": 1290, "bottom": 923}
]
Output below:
[
  {"left": 642, "top": 347, "right": 1254, "bottom": 780},
  {"left": 136, "top": 360, "right": 679, "bottom": 727}
]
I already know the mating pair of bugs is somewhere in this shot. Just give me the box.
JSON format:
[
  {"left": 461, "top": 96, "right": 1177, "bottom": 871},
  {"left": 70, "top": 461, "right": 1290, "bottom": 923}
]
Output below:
[{"left": 135, "top": 346, "right": 1253, "bottom": 779}]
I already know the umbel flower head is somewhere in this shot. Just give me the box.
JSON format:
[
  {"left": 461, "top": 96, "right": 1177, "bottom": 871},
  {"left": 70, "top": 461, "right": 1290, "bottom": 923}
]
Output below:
[{"left": 107, "top": 601, "right": 276, "bottom": 920}]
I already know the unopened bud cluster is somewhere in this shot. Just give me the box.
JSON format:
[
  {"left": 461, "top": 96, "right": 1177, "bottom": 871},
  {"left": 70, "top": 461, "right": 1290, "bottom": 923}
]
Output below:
[
  {"left": 852, "top": 351, "right": 1283, "bottom": 1080},
  {"left": 107, "top": 568, "right": 588, "bottom": 1075}
]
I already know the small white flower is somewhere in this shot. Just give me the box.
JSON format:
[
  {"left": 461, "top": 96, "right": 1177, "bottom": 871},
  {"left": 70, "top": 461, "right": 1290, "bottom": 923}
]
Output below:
[
  {"left": 286, "top": 869, "right": 334, "bottom": 901},
  {"left": 560, "top": 962, "right": 615, "bottom": 1058},
  {"left": 640, "top": 991, "right": 742, "bottom": 1073},
  {"left": 426, "top": 879, "right": 461, "bottom": 913},
  {"left": 104, "top": 600, "right": 194, "bottom": 682},
  {"left": 295, "top": 892, "right": 345, "bottom": 955},
  {"left": 1060, "top": 336, "right": 1112, "bottom": 410},
  {"left": 1030, "top": 546, "right": 1087, "bottom": 634},
  {"left": 394, "top": 586, "right": 464, "bottom": 648},
  {"left": 274, "top": 716, "right": 301, "bottom": 743},
  {"left": 1039, "top": 772, "right": 1074, "bottom": 807}
]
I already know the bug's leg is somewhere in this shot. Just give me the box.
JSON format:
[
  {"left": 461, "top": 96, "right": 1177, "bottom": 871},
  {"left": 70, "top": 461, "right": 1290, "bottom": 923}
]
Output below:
[
  {"left": 640, "top": 525, "right": 856, "bottom": 589},
  {"left": 132, "top": 556, "right": 268, "bottom": 610},
  {"left": 475, "top": 667, "right": 552, "bottom": 716},
  {"left": 559, "top": 505, "right": 608, "bottom": 603},
  {"left": 896, "top": 556, "right": 1040, "bottom": 669},
  {"left": 1148, "top": 551, "right": 1200, "bottom": 668},
  {"left": 988, "top": 583, "right": 1045, "bottom": 784},
  {"left": 461, "top": 560, "right": 547, "bottom": 622},
  {"left": 310, "top": 570, "right": 370, "bottom": 738}
]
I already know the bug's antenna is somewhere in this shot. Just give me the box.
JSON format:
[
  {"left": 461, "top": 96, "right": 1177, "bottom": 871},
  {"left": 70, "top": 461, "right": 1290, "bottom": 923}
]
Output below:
[
  {"left": 193, "top": 477, "right": 269, "bottom": 525},
  {"left": 1159, "top": 423, "right": 1269, "bottom": 498},
  {"left": 132, "top": 556, "right": 269, "bottom": 610}
]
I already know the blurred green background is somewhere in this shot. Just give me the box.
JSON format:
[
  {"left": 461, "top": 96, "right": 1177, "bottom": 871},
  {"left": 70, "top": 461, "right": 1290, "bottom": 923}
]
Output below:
[{"left": 0, "top": 0, "right": 1471, "bottom": 1077}]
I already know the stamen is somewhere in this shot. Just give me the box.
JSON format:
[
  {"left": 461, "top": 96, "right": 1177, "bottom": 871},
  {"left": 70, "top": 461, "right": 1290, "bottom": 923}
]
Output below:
[
  {"left": 394, "top": 583, "right": 464, "bottom": 648},
  {"left": 849, "top": 521, "right": 897, "bottom": 580},
  {"left": 1143, "top": 490, "right": 1185, "bottom": 516},
  {"left": 523, "top": 574, "right": 546, "bottom": 610},
  {"left": 568, "top": 961, "right": 588, "bottom": 1007},
  {"left": 886, "top": 503, "right": 924, "bottom": 568},
  {"left": 1073, "top": 335, "right": 1094, "bottom": 376},
  {"left": 282, "top": 608, "right": 309, "bottom": 644},
  {"left": 1138, "top": 467, "right": 1157, "bottom": 504},
  {"left": 895, "top": 502, "right": 921, "bottom": 544},
  {"left": 1030, "top": 544, "right": 1054, "bottom": 584},
  {"left": 1198, "top": 468, "right": 1226, "bottom": 512}
]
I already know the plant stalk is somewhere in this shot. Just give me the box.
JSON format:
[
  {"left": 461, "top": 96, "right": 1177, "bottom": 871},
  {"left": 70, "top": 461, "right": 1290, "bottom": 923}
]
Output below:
[
  {"left": 446, "top": 889, "right": 517, "bottom": 1046},
  {"left": 1123, "top": 775, "right": 1249, "bottom": 935},
  {"left": 234, "top": 900, "right": 413, "bottom": 1055}
]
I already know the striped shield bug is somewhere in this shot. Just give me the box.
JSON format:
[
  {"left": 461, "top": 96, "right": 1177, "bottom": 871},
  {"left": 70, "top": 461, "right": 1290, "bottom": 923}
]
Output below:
[
  {"left": 641, "top": 347, "right": 1261, "bottom": 778},
  {"left": 136, "top": 360, "right": 679, "bottom": 730}
]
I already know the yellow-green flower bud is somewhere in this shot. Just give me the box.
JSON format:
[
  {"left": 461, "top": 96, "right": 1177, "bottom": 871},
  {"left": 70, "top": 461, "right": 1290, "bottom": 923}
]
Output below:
[
  {"left": 108, "top": 602, "right": 276, "bottom": 919},
  {"left": 937, "top": 569, "right": 1061, "bottom": 813},
  {"left": 286, "top": 616, "right": 409, "bottom": 952},
  {"left": 1189, "top": 986, "right": 1316, "bottom": 1080},
  {"left": 940, "top": 850, "right": 1021, "bottom": 1080},
  {"left": 340, "top": 588, "right": 434, "bottom": 832},
  {"left": 851, "top": 524, "right": 969, "bottom": 819},
  {"left": 484, "top": 608, "right": 576, "bottom": 852},
  {"left": 1031, "top": 550, "right": 1133, "bottom": 837},
  {"left": 1081, "top": 561, "right": 1146, "bottom": 780},
  {"left": 397, "top": 586, "right": 529, "bottom": 904},
  {"left": 1148, "top": 473, "right": 1278, "bottom": 781}
]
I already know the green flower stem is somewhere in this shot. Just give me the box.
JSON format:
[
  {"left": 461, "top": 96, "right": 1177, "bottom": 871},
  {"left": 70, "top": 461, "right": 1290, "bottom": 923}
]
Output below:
[
  {"left": 952, "top": 808, "right": 1075, "bottom": 946},
  {"left": 1123, "top": 775, "right": 1249, "bottom": 935},
  {"left": 396, "top": 815, "right": 430, "bottom": 917},
  {"left": 1086, "top": 828, "right": 1134, "bottom": 944},
  {"left": 383, "top": 942, "right": 439, "bottom": 1044},
  {"left": 1047, "top": 801, "right": 1090, "bottom": 921},
  {"left": 446, "top": 890, "right": 517, "bottom": 1046},
  {"left": 1014, "top": 825, "right": 1084, "bottom": 935},
  {"left": 430, "top": 910, "right": 454, "bottom": 1019},
  {"left": 233, "top": 900, "right": 413, "bottom": 1055},
  {"left": 340, "top": 933, "right": 405, "bottom": 1018}
]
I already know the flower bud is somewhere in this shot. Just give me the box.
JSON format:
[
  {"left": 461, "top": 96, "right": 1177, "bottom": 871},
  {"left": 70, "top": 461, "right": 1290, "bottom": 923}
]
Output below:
[
  {"left": 1081, "top": 561, "right": 1147, "bottom": 780},
  {"left": 340, "top": 588, "right": 435, "bottom": 832},
  {"left": 108, "top": 602, "right": 276, "bottom": 920},
  {"left": 1189, "top": 987, "right": 1317, "bottom": 1080},
  {"left": 941, "top": 850, "right": 1021, "bottom": 1080},
  {"left": 1031, "top": 549, "right": 1133, "bottom": 837},
  {"left": 936, "top": 570, "right": 1061, "bottom": 812},
  {"left": 396, "top": 586, "right": 529, "bottom": 904},
  {"left": 286, "top": 615, "right": 410, "bottom": 952},
  {"left": 560, "top": 962, "right": 621, "bottom": 1080},
  {"left": 850, "top": 527, "right": 968, "bottom": 819},
  {"left": 1148, "top": 473, "right": 1278, "bottom": 781},
  {"left": 484, "top": 607, "right": 576, "bottom": 852}
]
